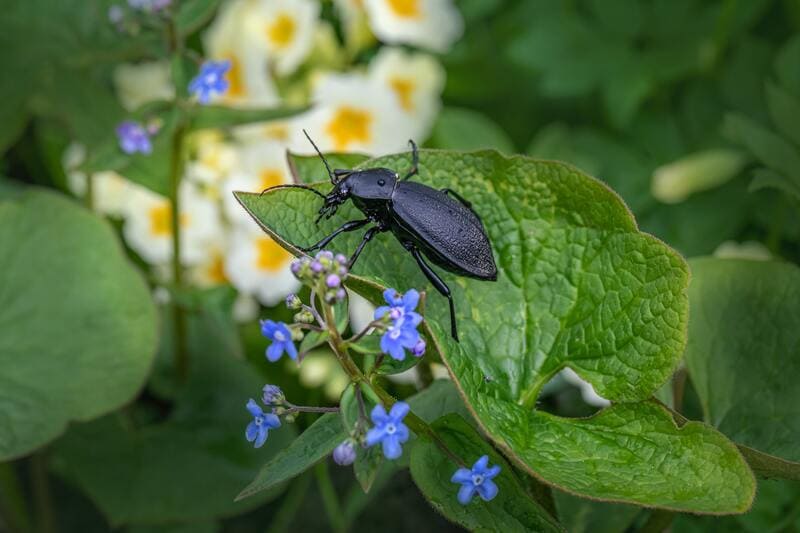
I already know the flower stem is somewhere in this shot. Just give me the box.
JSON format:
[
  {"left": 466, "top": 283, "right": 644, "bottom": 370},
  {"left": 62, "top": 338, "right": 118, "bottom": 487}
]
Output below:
[
  {"left": 29, "top": 452, "right": 55, "bottom": 533},
  {"left": 169, "top": 122, "right": 189, "bottom": 383},
  {"left": 0, "top": 462, "right": 32, "bottom": 533},
  {"left": 286, "top": 404, "right": 340, "bottom": 414}
]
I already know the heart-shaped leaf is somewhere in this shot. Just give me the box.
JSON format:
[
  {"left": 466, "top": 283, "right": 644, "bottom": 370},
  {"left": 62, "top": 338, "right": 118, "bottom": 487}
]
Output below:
[
  {"left": 0, "top": 189, "right": 157, "bottom": 460},
  {"left": 684, "top": 258, "right": 800, "bottom": 474},
  {"left": 235, "top": 149, "right": 755, "bottom": 513}
]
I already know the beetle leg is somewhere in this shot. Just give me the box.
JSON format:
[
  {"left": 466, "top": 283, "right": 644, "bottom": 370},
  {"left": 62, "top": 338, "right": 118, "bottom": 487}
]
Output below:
[
  {"left": 301, "top": 219, "right": 369, "bottom": 253},
  {"left": 402, "top": 139, "right": 419, "bottom": 180},
  {"left": 440, "top": 188, "right": 472, "bottom": 208},
  {"left": 406, "top": 244, "right": 459, "bottom": 342},
  {"left": 347, "top": 225, "right": 382, "bottom": 269}
]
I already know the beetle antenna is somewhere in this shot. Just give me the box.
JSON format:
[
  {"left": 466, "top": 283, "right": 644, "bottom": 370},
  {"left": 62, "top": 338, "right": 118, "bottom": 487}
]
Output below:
[
  {"left": 259, "top": 183, "right": 327, "bottom": 200},
  {"left": 303, "top": 129, "right": 336, "bottom": 184}
]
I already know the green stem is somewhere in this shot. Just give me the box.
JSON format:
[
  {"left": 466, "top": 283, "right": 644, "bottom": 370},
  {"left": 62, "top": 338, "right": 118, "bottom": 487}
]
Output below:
[
  {"left": 84, "top": 172, "right": 94, "bottom": 211},
  {"left": 314, "top": 461, "right": 346, "bottom": 533},
  {"left": 0, "top": 462, "right": 32, "bottom": 533},
  {"left": 169, "top": 122, "right": 189, "bottom": 382},
  {"left": 29, "top": 453, "right": 55, "bottom": 533},
  {"left": 266, "top": 472, "right": 312, "bottom": 533}
]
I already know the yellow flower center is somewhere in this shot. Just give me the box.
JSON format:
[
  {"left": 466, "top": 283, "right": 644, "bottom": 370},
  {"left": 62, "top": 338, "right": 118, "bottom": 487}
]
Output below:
[
  {"left": 255, "top": 237, "right": 291, "bottom": 272},
  {"left": 268, "top": 13, "right": 296, "bottom": 49},
  {"left": 325, "top": 106, "right": 372, "bottom": 150},
  {"left": 259, "top": 168, "right": 285, "bottom": 191},
  {"left": 206, "top": 254, "right": 228, "bottom": 284},
  {"left": 389, "top": 77, "right": 415, "bottom": 111},
  {"left": 224, "top": 54, "right": 244, "bottom": 98},
  {"left": 264, "top": 123, "right": 290, "bottom": 141},
  {"left": 387, "top": 0, "right": 420, "bottom": 18},
  {"left": 148, "top": 205, "right": 188, "bottom": 236}
]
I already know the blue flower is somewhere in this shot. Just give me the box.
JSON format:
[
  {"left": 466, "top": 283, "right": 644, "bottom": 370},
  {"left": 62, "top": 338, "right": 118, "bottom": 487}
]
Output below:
[
  {"left": 375, "top": 288, "right": 422, "bottom": 329},
  {"left": 188, "top": 60, "right": 231, "bottom": 104},
  {"left": 380, "top": 323, "right": 422, "bottom": 361},
  {"left": 365, "top": 402, "right": 410, "bottom": 460},
  {"left": 245, "top": 399, "right": 281, "bottom": 448},
  {"left": 451, "top": 455, "right": 501, "bottom": 505},
  {"left": 261, "top": 320, "right": 297, "bottom": 362},
  {"left": 332, "top": 440, "right": 357, "bottom": 466},
  {"left": 116, "top": 121, "right": 152, "bottom": 155}
]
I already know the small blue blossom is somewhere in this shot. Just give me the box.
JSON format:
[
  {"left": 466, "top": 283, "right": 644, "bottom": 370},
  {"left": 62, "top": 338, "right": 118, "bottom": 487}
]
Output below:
[
  {"left": 332, "top": 439, "right": 357, "bottom": 466},
  {"left": 188, "top": 60, "right": 231, "bottom": 104},
  {"left": 262, "top": 384, "right": 285, "bottom": 405},
  {"left": 451, "top": 455, "right": 501, "bottom": 505},
  {"left": 380, "top": 323, "right": 422, "bottom": 361},
  {"left": 375, "top": 288, "right": 422, "bottom": 329},
  {"left": 261, "top": 320, "right": 298, "bottom": 362},
  {"left": 365, "top": 402, "right": 410, "bottom": 460},
  {"left": 116, "top": 121, "right": 152, "bottom": 155},
  {"left": 245, "top": 399, "right": 281, "bottom": 448}
]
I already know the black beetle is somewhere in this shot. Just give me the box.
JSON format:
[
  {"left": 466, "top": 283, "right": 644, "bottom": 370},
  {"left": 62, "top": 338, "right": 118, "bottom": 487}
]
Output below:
[{"left": 272, "top": 131, "right": 497, "bottom": 341}]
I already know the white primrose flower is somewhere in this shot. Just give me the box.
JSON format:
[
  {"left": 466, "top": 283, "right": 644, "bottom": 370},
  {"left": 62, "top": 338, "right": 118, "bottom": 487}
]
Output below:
[
  {"left": 244, "top": 0, "right": 320, "bottom": 76},
  {"left": 113, "top": 61, "right": 174, "bottom": 111},
  {"left": 560, "top": 368, "right": 611, "bottom": 408},
  {"left": 368, "top": 47, "right": 445, "bottom": 140},
  {"left": 121, "top": 181, "right": 223, "bottom": 267},
  {"left": 204, "top": 0, "right": 280, "bottom": 107},
  {"left": 187, "top": 246, "right": 230, "bottom": 287},
  {"left": 63, "top": 143, "right": 131, "bottom": 217},
  {"left": 363, "top": 0, "right": 464, "bottom": 53},
  {"left": 290, "top": 72, "right": 415, "bottom": 155},
  {"left": 232, "top": 119, "right": 295, "bottom": 145},
  {"left": 221, "top": 140, "right": 293, "bottom": 226},
  {"left": 185, "top": 130, "right": 239, "bottom": 187},
  {"left": 224, "top": 225, "right": 300, "bottom": 307}
]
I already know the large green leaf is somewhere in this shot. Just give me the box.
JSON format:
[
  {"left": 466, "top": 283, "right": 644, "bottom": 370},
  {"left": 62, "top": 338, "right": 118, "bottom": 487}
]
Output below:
[
  {"left": 0, "top": 189, "right": 157, "bottom": 460},
  {"left": 684, "top": 258, "right": 800, "bottom": 468},
  {"left": 234, "top": 149, "right": 756, "bottom": 513},
  {"left": 411, "top": 414, "right": 563, "bottom": 532},
  {"left": 52, "top": 302, "right": 294, "bottom": 526}
]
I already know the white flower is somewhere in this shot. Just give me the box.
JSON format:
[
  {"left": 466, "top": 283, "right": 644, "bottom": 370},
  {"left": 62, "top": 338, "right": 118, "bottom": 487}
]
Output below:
[
  {"left": 185, "top": 130, "right": 239, "bottom": 187},
  {"left": 113, "top": 61, "right": 174, "bottom": 111},
  {"left": 363, "top": 0, "right": 463, "bottom": 53},
  {"left": 204, "top": 0, "right": 280, "bottom": 107},
  {"left": 560, "top": 368, "right": 611, "bottom": 408},
  {"left": 233, "top": 292, "right": 260, "bottom": 323},
  {"left": 368, "top": 47, "right": 445, "bottom": 140},
  {"left": 121, "top": 182, "right": 223, "bottom": 266},
  {"left": 187, "top": 246, "right": 230, "bottom": 287},
  {"left": 244, "top": 0, "right": 320, "bottom": 76},
  {"left": 290, "top": 72, "right": 415, "bottom": 155},
  {"left": 224, "top": 226, "right": 300, "bottom": 306},
  {"left": 232, "top": 119, "right": 295, "bottom": 145},
  {"left": 221, "top": 140, "right": 293, "bottom": 226},
  {"left": 63, "top": 143, "right": 131, "bottom": 217}
]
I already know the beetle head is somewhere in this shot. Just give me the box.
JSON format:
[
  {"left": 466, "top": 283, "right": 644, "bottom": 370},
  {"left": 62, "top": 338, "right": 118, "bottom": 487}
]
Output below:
[{"left": 315, "top": 178, "right": 352, "bottom": 223}]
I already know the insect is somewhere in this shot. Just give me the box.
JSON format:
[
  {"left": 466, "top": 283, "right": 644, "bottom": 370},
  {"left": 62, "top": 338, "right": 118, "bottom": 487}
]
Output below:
[{"left": 273, "top": 130, "right": 497, "bottom": 341}]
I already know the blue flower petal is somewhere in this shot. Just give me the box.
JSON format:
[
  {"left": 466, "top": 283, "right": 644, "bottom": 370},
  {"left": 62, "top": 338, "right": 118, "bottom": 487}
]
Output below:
[
  {"left": 395, "top": 422, "right": 410, "bottom": 442},
  {"left": 473, "top": 455, "right": 490, "bottom": 473},
  {"left": 402, "top": 289, "right": 419, "bottom": 311},
  {"left": 374, "top": 305, "right": 391, "bottom": 320},
  {"left": 370, "top": 403, "right": 388, "bottom": 424},
  {"left": 365, "top": 426, "right": 385, "bottom": 447},
  {"left": 389, "top": 401, "right": 410, "bottom": 420},
  {"left": 451, "top": 468, "right": 473, "bottom": 484},
  {"left": 381, "top": 434, "right": 403, "bottom": 459},
  {"left": 284, "top": 340, "right": 298, "bottom": 361},
  {"left": 254, "top": 426, "right": 269, "bottom": 448},
  {"left": 383, "top": 288, "right": 403, "bottom": 306},
  {"left": 476, "top": 479, "right": 499, "bottom": 501},
  {"left": 264, "top": 413, "right": 282, "bottom": 429},
  {"left": 246, "top": 399, "right": 263, "bottom": 417},
  {"left": 388, "top": 342, "right": 405, "bottom": 361},
  {"left": 266, "top": 342, "right": 284, "bottom": 362},
  {"left": 245, "top": 421, "right": 259, "bottom": 442},
  {"left": 485, "top": 465, "right": 501, "bottom": 479},
  {"left": 458, "top": 484, "right": 477, "bottom": 505}
]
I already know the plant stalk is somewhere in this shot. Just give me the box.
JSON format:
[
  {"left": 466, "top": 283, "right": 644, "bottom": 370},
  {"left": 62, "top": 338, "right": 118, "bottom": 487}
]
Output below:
[
  {"left": 0, "top": 462, "right": 32, "bottom": 533},
  {"left": 169, "top": 122, "right": 189, "bottom": 382}
]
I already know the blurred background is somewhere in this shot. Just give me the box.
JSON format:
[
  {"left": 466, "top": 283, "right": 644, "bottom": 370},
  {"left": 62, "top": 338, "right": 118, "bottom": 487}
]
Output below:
[{"left": 1, "top": 0, "right": 800, "bottom": 531}]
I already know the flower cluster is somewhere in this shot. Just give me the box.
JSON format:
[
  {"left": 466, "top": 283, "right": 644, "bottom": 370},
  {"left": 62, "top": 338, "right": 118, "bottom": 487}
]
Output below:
[
  {"left": 290, "top": 252, "right": 349, "bottom": 304},
  {"left": 375, "top": 288, "right": 425, "bottom": 360}
]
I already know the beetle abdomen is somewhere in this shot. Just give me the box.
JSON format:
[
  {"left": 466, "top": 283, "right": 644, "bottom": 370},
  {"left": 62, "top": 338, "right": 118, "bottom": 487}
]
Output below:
[{"left": 391, "top": 181, "right": 497, "bottom": 280}]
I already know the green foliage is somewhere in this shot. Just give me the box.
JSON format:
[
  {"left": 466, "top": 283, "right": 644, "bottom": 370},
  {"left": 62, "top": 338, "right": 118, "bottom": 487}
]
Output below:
[
  {"left": 684, "top": 258, "right": 800, "bottom": 471},
  {"left": 236, "top": 150, "right": 756, "bottom": 513},
  {"left": 410, "top": 414, "right": 563, "bottom": 533},
  {"left": 428, "top": 107, "right": 515, "bottom": 153},
  {"left": 0, "top": 189, "right": 157, "bottom": 460}
]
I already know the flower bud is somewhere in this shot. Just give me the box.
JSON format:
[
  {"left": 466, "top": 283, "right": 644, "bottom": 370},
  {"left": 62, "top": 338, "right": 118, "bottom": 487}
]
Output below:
[
  {"left": 326, "top": 274, "right": 341, "bottom": 288},
  {"left": 291, "top": 328, "right": 305, "bottom": 342},
  {"left": 332, "top": 439, "right": 357, "bottom": 466},
  {"left": 285, "top": 293, "right": 302, "bottom": 310},
  {"left": 294, "top": 310, "right": 315, "bottom": 324},
  {"left": 262, "top": 384, "right": 285, "bottom": 405},
  {"left": 412, "top": 339, "right": 426, "bottom": 357}
]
